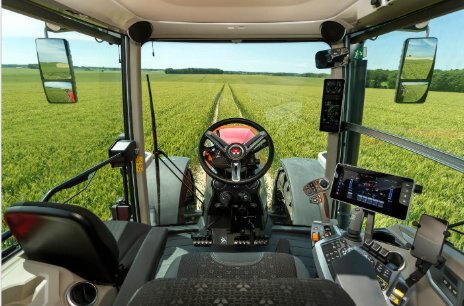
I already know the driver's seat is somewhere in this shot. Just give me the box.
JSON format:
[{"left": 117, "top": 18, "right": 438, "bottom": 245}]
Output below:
[{"left": 4, "top": 202, "right": 162, "bottom": 285}]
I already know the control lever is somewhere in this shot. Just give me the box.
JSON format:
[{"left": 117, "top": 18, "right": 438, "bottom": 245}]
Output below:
[
  {"left": 343, "top": 207, "right": 364, "bottom": 242},
  {"left": 303, "top": 178, "right": 330, "bottom": 196},
  {"left": 303, "top": 177, "right": 331, "bottom": 222}
]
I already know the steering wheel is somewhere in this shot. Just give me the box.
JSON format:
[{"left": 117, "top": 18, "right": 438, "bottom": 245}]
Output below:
[{"left": 198, "top": 118, "right": 274, "bottom": 184}]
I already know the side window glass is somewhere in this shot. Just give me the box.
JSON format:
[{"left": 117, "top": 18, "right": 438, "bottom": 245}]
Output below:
[{"left": 2, "top": 10, "right": 124, "bottom": 222}]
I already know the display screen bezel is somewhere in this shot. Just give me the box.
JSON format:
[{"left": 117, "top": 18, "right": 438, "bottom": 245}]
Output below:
[{"left": 330, "top": 164, "right": 415, "bottom": 220}]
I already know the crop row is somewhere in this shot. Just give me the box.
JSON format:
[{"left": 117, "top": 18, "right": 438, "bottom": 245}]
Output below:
[{"left": 217, "top": 84, "right": 241, "bottom": 121}]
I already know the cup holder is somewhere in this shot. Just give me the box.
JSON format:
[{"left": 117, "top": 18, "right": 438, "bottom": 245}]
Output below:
[
  {"left": 66, "top": 282, "right": 98, "bottom": 306},
  {"left": 386, "top": 251, "right": 405, "bottom": 271}
]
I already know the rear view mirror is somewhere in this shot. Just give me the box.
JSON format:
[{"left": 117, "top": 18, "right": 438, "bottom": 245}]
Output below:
[
  {"left": 395, "top": 37, "right": 437, "bottom": 103},
  {"left": 36, "top": 38, "right": 77, "bottom": 103},
  {"left": 315, "top": 47, "right": 349, "bottom": 69}
]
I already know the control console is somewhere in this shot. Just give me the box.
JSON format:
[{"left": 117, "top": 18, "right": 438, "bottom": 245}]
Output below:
[
  {"left": 303, "top": 178, "right": 331, "bottom": 221},
  {"left": 311, "top": 221, "right": 336, "bottom": 247},
  {"left": 192, "top": 228, "right": 269, "bottom": 247},
  {"left": 315, "top": 236, "right": 404, "bottom": 292}
]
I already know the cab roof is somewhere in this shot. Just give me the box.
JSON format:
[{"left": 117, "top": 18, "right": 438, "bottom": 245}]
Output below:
[{"left": 10, "top": 0, "right": 451, "bottom": 40}]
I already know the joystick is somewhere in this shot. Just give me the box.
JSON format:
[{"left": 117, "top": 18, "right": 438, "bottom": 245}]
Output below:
[{"left": 343, "top": 207, "right": 364, "bottom": 242}]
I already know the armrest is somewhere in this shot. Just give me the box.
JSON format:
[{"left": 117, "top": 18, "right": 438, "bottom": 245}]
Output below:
[
  {"left": 113, "top": 227, "right": 168, "bottom": 306},
  {"left": 332, "top": 249, "right": 388, "bottom": 306}
]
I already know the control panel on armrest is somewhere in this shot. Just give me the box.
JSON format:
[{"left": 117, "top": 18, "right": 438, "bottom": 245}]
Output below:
[{"left": 317, "top": 236, "right": 403, "bottom": 292}]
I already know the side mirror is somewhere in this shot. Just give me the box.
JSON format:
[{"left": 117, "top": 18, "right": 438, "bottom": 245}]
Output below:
[
  {"left": 315, "top": 47, "right": 349, "bottom": 69},
  {"left": 395, "top": 37, "right": 437, "bottom": 103},
  {"left": 35, "top": 38, "right": 78, "bottom": 103}
]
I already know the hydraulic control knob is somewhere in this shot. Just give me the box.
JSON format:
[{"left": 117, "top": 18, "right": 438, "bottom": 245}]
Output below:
[
  {"left": 319, "top": 178, "right": 329, "bottom": 189},
  {"left": 219, "top": 191, "right": 232, "bottom": 206},
  {"left": 238, "top": 191, "right": 251, "bottom": 203}
]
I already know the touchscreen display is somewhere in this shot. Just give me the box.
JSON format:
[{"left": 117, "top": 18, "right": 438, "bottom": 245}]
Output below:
[
  {"left": 319, "top": 79, "right": 345, "bottom": 132},
  {"left": 330, "top": 164, "right": 415, "bottom": 220}
]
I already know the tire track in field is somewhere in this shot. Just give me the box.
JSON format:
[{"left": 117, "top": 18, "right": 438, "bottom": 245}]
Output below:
[
  {"left": 194, "top": 83, "right": 225, "bottom": 206},
  {"left": 228, "top": 83, "right": 243, "bottom": 118},
  {"left": 228, "top": 84, "right": 274, "bottom": 208},
  {"left": 210, "top": 84, "right": 225, "bottom": 124}
]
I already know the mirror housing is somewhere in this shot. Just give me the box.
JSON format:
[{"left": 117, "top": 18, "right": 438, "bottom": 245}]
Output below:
[
  {"left": 395, "top": 37, "right": 438, "bottom": 103},
  {"left": 315, "top": 47, "right": 349, "bottom": 69},
  {"left": 35, "top": 38, "right": 78, "bottom": 103}
]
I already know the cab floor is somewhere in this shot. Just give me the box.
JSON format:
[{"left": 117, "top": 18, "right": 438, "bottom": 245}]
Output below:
[{"left": 156, "top": 227, "right": 317, "bottom": 278}]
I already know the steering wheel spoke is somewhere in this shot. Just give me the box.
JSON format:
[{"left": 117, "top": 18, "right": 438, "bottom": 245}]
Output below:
[
  {"left": 205, "top": 131, "right": 228, "bottom": 153},
  {"left": 231, "top": 161, "right": 241, "bottom": 183},
  {"left": 244, "top": 131, "right": 267, "bottom": 154}
]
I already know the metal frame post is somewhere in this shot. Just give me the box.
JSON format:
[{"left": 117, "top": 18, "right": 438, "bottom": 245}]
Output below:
[
  {"left": 336, "top": 41, "right": 368, "bottom": 229},
  {"left": 125, "top": 39, "right": 150, "bottom": 224}
]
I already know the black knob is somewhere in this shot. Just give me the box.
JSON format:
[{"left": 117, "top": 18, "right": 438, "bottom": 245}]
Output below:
[
  {"left": 219, "top": 192, "right": 232, "bottom": 206},
  {"left": 319, "top": 178, "right": 329, "bottom": 189},
  {"left": 238, "top": 191, "right": 251, "bottom": 203}
]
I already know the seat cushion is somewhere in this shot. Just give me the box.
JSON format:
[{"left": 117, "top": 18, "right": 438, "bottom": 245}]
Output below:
[
  {"left": 128, "top": 277, "right": 356, "bottom": 306},
  {"left": 164, "top": 252, "right": 310, "bottom": 279},
  {"left": 104, "top": 220, "right": 152, "bottom": 269}
]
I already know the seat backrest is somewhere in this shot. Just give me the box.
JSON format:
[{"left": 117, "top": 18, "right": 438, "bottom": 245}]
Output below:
[
  {"left": 128, "top": 277, "right": 356, "bottom": 306},
  {"left": 4, "top": 202, "right": 120, "bottom": 284}
]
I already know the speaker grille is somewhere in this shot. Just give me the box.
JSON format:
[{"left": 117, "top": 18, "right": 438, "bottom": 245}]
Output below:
[{"left": 320, "top": 21, "right": 346, "bottom": 43}]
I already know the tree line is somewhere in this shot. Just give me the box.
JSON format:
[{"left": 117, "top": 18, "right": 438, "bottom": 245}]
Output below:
[
  {"left": 3, "top": 64, "right": 463, "bottom": 92},
  {"left": 164, "top": 67, "right": 464, "bottom": 92},
  {"left": 366, "top": 69, "right": 464, "bottom": 93},
  {"left": 164, "top": 68, "right": 329, "bottom": 78}
]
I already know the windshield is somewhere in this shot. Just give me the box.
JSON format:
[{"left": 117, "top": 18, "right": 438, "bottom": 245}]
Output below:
[{"left": 141, "top": 42, "right": 331, "bottom": 187}]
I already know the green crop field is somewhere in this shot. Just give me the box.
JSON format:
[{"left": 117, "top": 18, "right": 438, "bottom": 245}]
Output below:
[
  {"left": 2, "top": 68, "right": 463, "bottom": 250},
  {"left": 39, "top": 62, "right": 72, "bottom": 80},
  {"left": 401, "top": 58, "right": 434, "bottom": 80}
]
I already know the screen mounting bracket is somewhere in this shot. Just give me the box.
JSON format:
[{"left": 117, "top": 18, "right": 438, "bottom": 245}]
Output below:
[{"left": 364, "top": 210, "right": 375, "bottom": 242}]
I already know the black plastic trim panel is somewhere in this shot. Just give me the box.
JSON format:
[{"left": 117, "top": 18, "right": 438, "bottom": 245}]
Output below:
[
  {"left": 342, "top": 122, "right": 464, "bottom": 173},
  {"left": 3, "top": 0, "right": 121, "bottom": 45}
]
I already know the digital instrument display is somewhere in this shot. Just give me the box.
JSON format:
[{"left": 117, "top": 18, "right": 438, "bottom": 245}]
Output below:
[
  {"left": 330, "top": 164, "right": 415, "bottom": 220},
  {"left": 319, "top": 79, "right": 345, "bottom": 132}
]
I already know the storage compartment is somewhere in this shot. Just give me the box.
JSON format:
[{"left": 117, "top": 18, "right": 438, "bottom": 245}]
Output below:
[{"left": 2, "top": 276, "right": 46, "bottom": 306}]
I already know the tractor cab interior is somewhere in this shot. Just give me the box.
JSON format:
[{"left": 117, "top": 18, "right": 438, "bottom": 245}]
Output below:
[{"left": 2, "top": 0, "right": 464, "bottom": 306}]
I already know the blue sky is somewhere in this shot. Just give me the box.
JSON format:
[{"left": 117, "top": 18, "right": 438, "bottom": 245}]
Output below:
[{"left": 2, "top": 9, "right": 463, "bottom": 73}]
